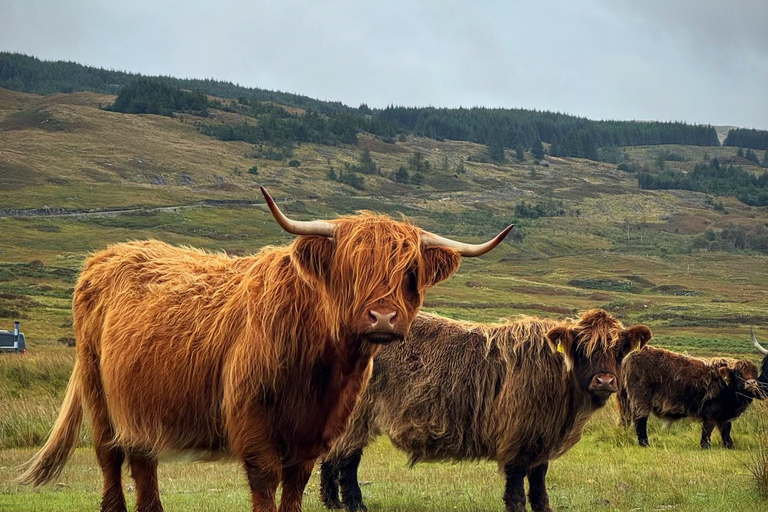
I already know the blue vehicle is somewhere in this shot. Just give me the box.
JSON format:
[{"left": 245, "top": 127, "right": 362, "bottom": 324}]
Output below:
[{"left": 0, "top": 321, "right": 26, "bottom": 354}]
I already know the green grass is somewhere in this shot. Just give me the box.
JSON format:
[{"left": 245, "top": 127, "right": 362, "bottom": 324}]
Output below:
[{"left": 1, "top": 404, "right": 767, "bottom": 511}]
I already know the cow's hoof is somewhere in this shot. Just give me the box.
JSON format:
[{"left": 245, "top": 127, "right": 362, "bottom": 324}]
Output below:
[{"left": 321, "top": 496, "right": 344, "bottom": 509}]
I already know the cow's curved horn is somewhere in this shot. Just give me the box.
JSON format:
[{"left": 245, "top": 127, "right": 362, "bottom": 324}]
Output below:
[
  {"left": 421, "top": 224, "right": 514, "bottom": 257},
  {"left": 260, "top": 187, "right": 336, "bottom": 237},
  {"left": 751, "top": 327, "right": 768, "bottom": 355}
]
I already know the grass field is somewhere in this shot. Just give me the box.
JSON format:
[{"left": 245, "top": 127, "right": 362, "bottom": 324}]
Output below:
[
  {"left": 1, "top": 87, "right": 768, "bottom": 510},
  {"left": 1, "top": 403, "right": 767, "bottom": 511}
]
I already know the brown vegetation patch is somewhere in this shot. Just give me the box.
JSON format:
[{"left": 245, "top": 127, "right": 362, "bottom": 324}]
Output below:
[
  {"left": 80, "top": 168, "right": 118, "bottom": 183},
  {"left": 561, "top": 182, "right": 628, "bottom": 200},
  {"left": 649, "top": 285, "right": 701, "bottom": 296},
  {"left": 509, "top": 285, "right": 570, "bottom": 296},
  {"left": 356, "top": 134, "right": 408, "bottom": 154},
  {"left": 32, "top": 91, "right": 115, "bottom": 109},
  {"left": 0, "top": 162, "right": 40, "bottom": 190},
  {"left": 45, "top": 176, "right": 69, "bottom": 185},
  {"left": 0, "top": 107, "right": 86, "bottom": 132},
  {"left": 0, "top": 293, "right": 44, "bottom": 319},
  {"left": 57, "top": 336, "right": 76, "bottom": 347},
  {"left": 663, "top": 213, "right": 711, "bottom": 235},
  {"left": 0, "top": 87, "right": 39, "bottom": 111}
]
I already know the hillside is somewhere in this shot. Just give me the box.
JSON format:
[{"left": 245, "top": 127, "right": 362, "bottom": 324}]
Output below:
[
  {"left": 1, "top": 85, "right": 768, "bottom": 357},
  {"left": 2, "top": 52, "right": 744, "bottom": 159},
  {"left": 2, "top": 71, "right": 768, "bottom": 512}
]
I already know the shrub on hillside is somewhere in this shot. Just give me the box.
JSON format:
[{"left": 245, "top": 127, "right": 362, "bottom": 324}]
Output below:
[{"left": 108, "top": 78, "right": 208, "bottom": 117}]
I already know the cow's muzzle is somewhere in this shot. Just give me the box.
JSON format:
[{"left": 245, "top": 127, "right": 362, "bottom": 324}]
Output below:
[
  {"left": 363, "top": 309, "right": 402, "bottom": 344},
  {"left": 744, "top": 379, "right": 761, "bottom": 396},
  {"left": 589, "top": 373, "right": 618, "bottom": 394}
]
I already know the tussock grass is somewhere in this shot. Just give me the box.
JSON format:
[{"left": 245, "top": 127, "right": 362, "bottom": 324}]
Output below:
[
  {"left": 748, "top": 401, "right": 768, "bottom": 500},
  {"left": 0, "top": 348, "right": 90, "bottom": 449}
]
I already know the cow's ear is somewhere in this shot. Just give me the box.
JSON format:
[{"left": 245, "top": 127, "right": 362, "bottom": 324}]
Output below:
[
  {"left": 620, "top": 325, "right": 652, "bottom": 357},
  {"left": 547, "top": 325, "right": 574, "bottom": 370},
  {"left": 291, "top": 236, "right": 335, "bottom": 286},
  {"left": 421, "top": 247, "right": 461, "bottom": 288},
  {"left": 717, "top": 365, "right": 732, "bottom": 385}
]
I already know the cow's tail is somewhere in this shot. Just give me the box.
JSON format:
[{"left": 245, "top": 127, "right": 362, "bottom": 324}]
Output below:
[
  {"left": 617, "top": 385, "right": 632, "bottom": 427},
  {"left": 17, "top": 361, "right": 84, "bottom": 486}
]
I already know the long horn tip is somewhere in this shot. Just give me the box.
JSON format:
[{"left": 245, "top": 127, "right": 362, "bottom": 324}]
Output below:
[
  {"left": 260, "top": 186, "right": 279, "bottom": 211},
  {"left": 498, "top": 224, "right": 515, "bottom": 241},
  {"left": 751, "top": 327, "right": 768, "bottom": 355}
]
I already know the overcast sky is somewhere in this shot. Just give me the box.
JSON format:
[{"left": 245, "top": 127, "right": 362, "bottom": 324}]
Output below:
[{"left": 1, "top": 0, "right": 766, "bottom": 129}]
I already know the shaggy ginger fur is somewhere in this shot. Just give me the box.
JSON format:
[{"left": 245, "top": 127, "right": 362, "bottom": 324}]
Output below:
[{"left": 18, "top": 212, "right": 465, "bottom": 512}]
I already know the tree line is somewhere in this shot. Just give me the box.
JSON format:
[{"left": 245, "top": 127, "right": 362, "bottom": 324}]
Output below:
[
  {"left": 4, "top": 52, "right": 763, "bottom": 162},
  {"left": 0, "top": 52, "right": 352, "bottom": 115},
  {"left": 378, "top": 106, "right": 721, "bottom": 159},
  {"left": 724, "top": 128, "right": 768, "bottom": 150},
  {"left": 637, "top": 158, "right": 768, "bottom": 206}
]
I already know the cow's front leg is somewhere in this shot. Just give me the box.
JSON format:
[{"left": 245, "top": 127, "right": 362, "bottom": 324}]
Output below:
[
  {"left": 527, "top": 462, "right": 553, "bottom": 512},
  {"left": 717, "top": 421, "right": 734, "bottom": 449},
  {"left": 635, "top": 416, "right": 650, "bottom": 447},
  {"left": 319, "top": 459, "right": 343, "bottom": 509},
  {"left": 242, "top": 454, "right": 280, "bottom": 512},
  {"left": 279, "top": 459, "right": 315, "bottom": 512},
  {"left": 701, "top": 418, "right": 716, "bottom": 449},
  {"left": 339, "top": 450, "right": 367, "bottom": 512},
  {"left": 503, "top": 463, "right": 528, "bottom": 512}
]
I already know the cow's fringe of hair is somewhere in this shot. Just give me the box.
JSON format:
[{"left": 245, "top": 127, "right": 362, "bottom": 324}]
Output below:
[{"left": 16, "top": 362, "right": 83, "bottom": 486}]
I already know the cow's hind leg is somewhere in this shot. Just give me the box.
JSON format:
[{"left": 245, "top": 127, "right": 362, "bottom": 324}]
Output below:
[
  {"left": 130, "top": 451, "right": 163, "bottom": 512},
  {"left": 278, "top": 459, "right": 314, "bottom": 512},
  {"left": 527, "top": 462, "right": 553, "bottom": 512},
  {"left": 319, "top": 459, "right": 343, "bottom": 509},
  {"left": 635, "top": 416, "right": 650, "bottom": 447},
  {"left": 81, "top": 355, "right": 127, "bottom": 512},
  {"left": 338, "top": 449, "right": 367, "bottom": 512},
  {"left": 701, "top": 418, "right": 716, "bottom": 449},
  {"left": 717, "top": 421, "right": 734, "bottom": 449},
  {"left": 503, "top": 463, "right": 528, "bottom": 512},
  {"left": 94, "top": 440, "right": 126, "bottom": 512}
]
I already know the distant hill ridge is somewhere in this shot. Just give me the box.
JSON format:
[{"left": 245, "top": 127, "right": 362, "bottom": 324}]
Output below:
[{"left": 5, "top": 52, "right": 768, "bottom": 159}]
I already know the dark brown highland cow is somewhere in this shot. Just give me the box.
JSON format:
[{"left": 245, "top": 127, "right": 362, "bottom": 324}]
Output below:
[
  {"left": 18, "top": 188, "right": 512, "bottom": 512},
  {"left": 618, "top": 344, "right": 763, "bottom": 449},
  {"left": 320, "top": 309, "right": 651, "bottom": 512}
]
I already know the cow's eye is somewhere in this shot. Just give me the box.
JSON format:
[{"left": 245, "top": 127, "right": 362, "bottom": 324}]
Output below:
[{"left": 405, "top": 269, "right": 419, "bottom": 294}]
